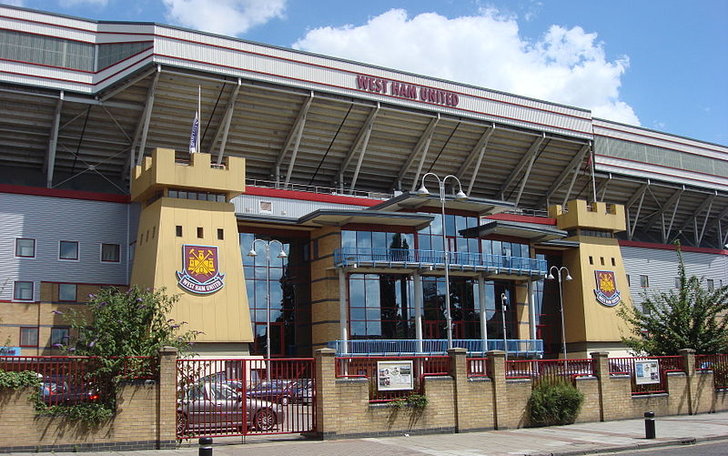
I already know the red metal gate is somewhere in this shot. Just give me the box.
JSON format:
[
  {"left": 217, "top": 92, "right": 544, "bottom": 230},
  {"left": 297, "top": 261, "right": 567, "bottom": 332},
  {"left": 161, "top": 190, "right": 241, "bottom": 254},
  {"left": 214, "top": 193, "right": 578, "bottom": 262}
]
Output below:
[{"left": 176, "top": 358, "right": 316, "bottom": 439}]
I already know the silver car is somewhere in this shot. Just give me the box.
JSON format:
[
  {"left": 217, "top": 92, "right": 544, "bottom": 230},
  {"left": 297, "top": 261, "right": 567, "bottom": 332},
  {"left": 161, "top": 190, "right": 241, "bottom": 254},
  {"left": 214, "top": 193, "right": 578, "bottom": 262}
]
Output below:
[{"left": 177, "top": 381, "right": 284, "bottom": 435}]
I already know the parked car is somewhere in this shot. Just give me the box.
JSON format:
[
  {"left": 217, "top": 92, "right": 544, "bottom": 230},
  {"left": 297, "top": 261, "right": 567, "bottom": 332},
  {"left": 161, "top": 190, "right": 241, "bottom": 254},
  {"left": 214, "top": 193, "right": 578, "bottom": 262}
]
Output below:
[
  {"left": 291, "top": 379, "right": 313, "bottom": 404},
  {"left": 246, "top": 379, "right": 298, "bottom": 405},
  {"left": 39, "top": 375, "right": 100, "bottom": 405},
  {"left": 177, "top": 381, "right": 284, "bottom": 435}
]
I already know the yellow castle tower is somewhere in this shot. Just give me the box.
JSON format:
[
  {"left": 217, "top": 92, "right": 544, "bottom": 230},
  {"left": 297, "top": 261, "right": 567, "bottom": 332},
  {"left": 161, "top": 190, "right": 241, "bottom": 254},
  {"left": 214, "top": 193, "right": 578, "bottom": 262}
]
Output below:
[
  {"left": 549, "top": 200, "right": 633, "bottom": 357},
  {"left": 130, "top": 148, "right": 252, "bottom": 356}
]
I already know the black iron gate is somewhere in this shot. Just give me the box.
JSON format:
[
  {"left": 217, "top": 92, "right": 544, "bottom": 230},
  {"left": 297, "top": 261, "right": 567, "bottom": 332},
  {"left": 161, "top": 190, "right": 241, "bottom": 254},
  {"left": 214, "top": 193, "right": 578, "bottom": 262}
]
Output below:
[{"left": 176, "top": 358, "right": 316, "bottom": 439}]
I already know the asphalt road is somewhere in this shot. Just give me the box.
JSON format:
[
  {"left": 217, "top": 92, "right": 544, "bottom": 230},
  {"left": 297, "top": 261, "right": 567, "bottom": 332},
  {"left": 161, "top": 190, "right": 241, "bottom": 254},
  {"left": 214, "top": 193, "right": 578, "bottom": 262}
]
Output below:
[{"left": 603, "top": 440, "right": 728, "bottom": 455}]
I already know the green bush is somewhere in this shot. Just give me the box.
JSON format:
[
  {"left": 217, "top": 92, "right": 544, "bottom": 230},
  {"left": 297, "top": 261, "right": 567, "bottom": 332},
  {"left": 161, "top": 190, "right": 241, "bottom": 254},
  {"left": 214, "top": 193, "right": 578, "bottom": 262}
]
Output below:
[{"left": 528, "top": 379, "right": 584, "bottom": 427}]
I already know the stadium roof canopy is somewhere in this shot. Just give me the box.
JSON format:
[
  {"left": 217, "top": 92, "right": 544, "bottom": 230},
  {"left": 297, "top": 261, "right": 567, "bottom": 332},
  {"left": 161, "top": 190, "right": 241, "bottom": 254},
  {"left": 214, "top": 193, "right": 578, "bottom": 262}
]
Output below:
[{"left": 0, "top": 5, "right": 726, "bottom": 249}]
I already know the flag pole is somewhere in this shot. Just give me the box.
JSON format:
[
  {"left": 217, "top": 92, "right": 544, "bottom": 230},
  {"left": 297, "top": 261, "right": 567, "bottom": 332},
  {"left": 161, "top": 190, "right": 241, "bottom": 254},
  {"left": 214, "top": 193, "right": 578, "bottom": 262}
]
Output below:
[{"left": 197, "top": 85, "right": 201, "bottom": 153}]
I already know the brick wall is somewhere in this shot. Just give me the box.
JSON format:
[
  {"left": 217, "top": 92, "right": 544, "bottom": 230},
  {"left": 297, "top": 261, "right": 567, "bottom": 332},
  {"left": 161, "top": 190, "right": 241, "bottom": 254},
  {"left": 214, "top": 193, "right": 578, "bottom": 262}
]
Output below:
[
  {"left": 313, "top": 348, "right": 728, "bottom": 439},
  {"left": 0, "top": 347, "right": 177, "bottom": 453}
]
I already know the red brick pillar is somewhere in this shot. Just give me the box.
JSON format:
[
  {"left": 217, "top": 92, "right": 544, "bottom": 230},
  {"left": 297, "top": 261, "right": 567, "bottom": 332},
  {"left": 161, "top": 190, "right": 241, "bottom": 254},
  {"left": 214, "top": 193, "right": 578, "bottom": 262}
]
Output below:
[
  {"left": 314, "top": 348, "right": 337, "bottom": 439},
  {"left": 157, "top": 346, "right": 178, "bottom": 448},
  {"left": 487, "top": 350, "right": 506, "bottom": 429},
  {"left": 448, "top": 347, "right": 467, "bottom": 431}
]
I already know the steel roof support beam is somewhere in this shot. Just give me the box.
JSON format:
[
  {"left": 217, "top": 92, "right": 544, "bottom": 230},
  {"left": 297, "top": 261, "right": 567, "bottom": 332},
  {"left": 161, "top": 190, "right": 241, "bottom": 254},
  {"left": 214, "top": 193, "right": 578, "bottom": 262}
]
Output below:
[
  {"left": 214, "top": 79, "right": 242, "bottom": 166},
  {"left": 274, "top": 92, "right": 313, "bottom": 183},
  {"left": 133, "top": 67, "right": 161, "bottom": 169},
  {"left": 44, "top": 92, "right": 64, "bottom": 188},
  {"left": 681, "top": 193, "right": 716, "bottom": 246},
  {"left": 338, "top": 104, "right": 379, "bottom": 185},
  {"left": 694, "top": 196, "right": 715, "bottom": 246},
  {"left": 626, "top": 184, "right": 648, "bottom": 240},
  {"left": 596, "top": 173, "right": 612, "bottom": 201},
  {"left": 499, "top": 133, "right": 545, "bottom": 200},
  {"left": 646, "top": 188, "right": 684, "bottom": 243},
  {"left": 716, "top": 205, "right": 728, "bottom": 248},
  {"left": 348, "top": 119, "right": 374, "bottom": 194},
  {"left": 459, "top": 125, "right": 494, "bottom": 196},
  {"left": 394, "top": 115, "right": 439, "bottom": 191},
  {"left": 540, "top": 143, "right": 590, "bottom": 206}
]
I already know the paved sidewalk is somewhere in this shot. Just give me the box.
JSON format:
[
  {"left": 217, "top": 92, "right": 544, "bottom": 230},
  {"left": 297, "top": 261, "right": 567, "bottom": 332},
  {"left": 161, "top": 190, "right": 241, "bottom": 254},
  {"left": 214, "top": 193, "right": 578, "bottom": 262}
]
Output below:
[{"left": 8, "top": 411, "right": 728, "bottom": 456}]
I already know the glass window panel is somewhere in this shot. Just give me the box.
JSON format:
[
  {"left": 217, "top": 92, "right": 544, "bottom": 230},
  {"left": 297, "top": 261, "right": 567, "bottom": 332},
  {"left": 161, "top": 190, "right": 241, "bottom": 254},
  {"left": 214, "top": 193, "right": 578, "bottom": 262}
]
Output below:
[
  {"left": 16, "top": 239, "right": 35, "bottom": 257},
  {"left": 349, "top": 277, "right": 365, "bottom": 307},
  {"left": 50, "top": 328, "right": 69, "bottom": 347},
  {"left": 14, "top": 281, "right": 33, "bottom": 301},
  {"left": 403, "top": 233, "right": 414, "bottom": 250},
  {"left": 366, "top": 279, "right": 379, "bottom": 308},
  {"left": 59, "top": 241, "right": 79, "bottom": 260},
  {"left": 101, "top": 243, "right": 120, "bottom": 262},
  {"left": 341, "top": 231, "right": 356, "bottom": 249},
  {"left": 59, "top": 283, "right": 76, "bottom": 301},
  {"left": 350, "top": 307, "right": 366, "bottom": 320},
  {"left": 356, "top": 231, "right": 372, "bottom": 249},
  {"left": 418, "top": 234, "right": 431, "bottom": 250},
  {"left": 372, "top": 231, "right": 387, "bottom": 249},
  {"left": 351, "top": 320, "right": 366, "bottom": 336},
  {"left": 430, "top": 214, "right": 442, "bottom": 235},
  {"left": 20, "top": 328, "right": 38, "bottom": 347},
  {"left": 445, "top": 214, "right": 456, "bottom": 236},
  {"left": 456, "top": 215, "right": 467, "bottom": 233}
]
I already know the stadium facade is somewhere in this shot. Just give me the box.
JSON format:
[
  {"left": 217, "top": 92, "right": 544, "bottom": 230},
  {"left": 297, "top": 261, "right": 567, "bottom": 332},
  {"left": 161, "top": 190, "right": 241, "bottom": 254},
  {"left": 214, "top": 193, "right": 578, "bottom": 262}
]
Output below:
[{"left": 0, "top": 5, "right": 726, "bottom": 359}]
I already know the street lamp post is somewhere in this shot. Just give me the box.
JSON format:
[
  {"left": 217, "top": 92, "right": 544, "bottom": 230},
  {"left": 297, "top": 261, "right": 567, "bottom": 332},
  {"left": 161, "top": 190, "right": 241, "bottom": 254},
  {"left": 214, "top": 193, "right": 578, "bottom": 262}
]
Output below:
[
  {"left": 417, "top": 172, "right": 467, "bottom": 350},
  {"left": 547, "top": 266, "right": 572, "bottom": 363},
  {"left": 500, "top": 292, "right": 508, "bottom": 360},
  {"left": 247, "top": 239, "right": 287, "bottom": 366}
]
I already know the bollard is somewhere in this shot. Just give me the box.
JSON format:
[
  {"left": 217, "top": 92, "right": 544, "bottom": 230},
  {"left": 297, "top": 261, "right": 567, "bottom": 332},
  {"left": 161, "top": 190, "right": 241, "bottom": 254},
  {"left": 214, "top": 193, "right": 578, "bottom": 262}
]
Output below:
[
  {"left": 644, "top": 411, "right": 655, "bottom": 439},
  {"left": 199, "top": 437, "right": 213, "bottom": 456}
]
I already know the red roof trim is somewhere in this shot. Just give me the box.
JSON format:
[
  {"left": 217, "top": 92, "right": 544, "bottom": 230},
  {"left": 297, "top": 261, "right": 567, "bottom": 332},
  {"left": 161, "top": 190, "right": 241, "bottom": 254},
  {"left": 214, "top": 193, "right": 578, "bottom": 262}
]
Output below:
[
  {"left": 0, "top": 184, "right": 129, "bottom": 203},
  {"left": 485, "top": 213, "right": 557, "bottom": 226},
  {"left": 619, "top": 240, "right": 727, "bottom": 256},
  {"left": 244, "top": 186, "right": 380, "bottom": 207}
]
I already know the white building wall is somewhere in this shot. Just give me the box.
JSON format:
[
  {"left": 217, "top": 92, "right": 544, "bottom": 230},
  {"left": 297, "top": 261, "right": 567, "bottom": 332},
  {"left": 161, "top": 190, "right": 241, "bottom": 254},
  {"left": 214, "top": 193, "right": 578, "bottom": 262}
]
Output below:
[
  {"left": 0, "top": 192, "right": 131, "bottom": 302},
  {"left": 621, "top": 245, "right": 728, "bottom": 310}
]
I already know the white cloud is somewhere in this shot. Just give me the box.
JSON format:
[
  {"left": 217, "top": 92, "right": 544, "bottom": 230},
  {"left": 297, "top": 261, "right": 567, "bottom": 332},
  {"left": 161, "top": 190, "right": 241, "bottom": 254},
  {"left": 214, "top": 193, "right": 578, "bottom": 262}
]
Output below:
[
  {"left": 163, "top": 0, "right": 286, "bottom": 36},
  {"left": 4, "top": 0, "right": 25, "bottom": 6},
  {"left": 293, "top": 8, "right": 639, "bottom": 125}
]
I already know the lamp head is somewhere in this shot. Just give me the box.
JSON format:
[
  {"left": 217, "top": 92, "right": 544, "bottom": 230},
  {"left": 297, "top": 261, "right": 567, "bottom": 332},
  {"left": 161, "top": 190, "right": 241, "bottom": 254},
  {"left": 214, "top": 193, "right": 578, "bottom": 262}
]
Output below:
[
  {"left": 565, "top": 273, "right": 573, "bottom": 281},
  {"left": 454, "top": 189, "right": 467, "bottom": 201},
  {"left": 247, "top": 249, "right": 258, "bottom": 257},
  {"left": 277, "top": 250, "right": 288, "bottom": 259},
  {"left": 546, "top": 273, "right": 555, "bottom": 280},
  {"left": 416, "top": 184, "right": 430, "bottom": 196}
]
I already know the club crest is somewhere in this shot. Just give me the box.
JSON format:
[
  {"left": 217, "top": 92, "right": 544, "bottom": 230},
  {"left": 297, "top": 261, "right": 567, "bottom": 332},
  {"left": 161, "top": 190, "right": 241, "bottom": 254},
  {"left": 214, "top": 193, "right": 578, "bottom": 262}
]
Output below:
[
  {"left": 593, "top": 270, "right": 621, "bottom": 307},
  {"left": 176, "top": 245, "right": 225, "bottom": 294}
]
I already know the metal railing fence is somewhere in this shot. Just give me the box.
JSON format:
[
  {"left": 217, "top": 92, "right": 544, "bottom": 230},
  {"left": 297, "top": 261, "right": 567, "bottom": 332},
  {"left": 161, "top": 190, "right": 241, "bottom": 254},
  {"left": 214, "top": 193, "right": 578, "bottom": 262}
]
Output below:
[
  {"left": 609, "top": 356, "right": 684, "bottom": 395},
  {"left": 505, "top": 358, "right": 595, "bottom": 385},
  {"left": 335, "top": 356, "right": 449, "bottom": 402},
  {"left": 695, "top": 354, "right": 728, "bottom": 390},
  {"left": 329, "top": 339, "right": 543, "bottom": 357}
]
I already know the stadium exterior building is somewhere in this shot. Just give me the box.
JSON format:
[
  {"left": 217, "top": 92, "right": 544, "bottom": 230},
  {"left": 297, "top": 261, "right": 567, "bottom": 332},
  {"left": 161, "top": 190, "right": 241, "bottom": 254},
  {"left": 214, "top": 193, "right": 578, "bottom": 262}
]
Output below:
[{"left": 0, "top": 5, "right": 726, "bottom": 360}]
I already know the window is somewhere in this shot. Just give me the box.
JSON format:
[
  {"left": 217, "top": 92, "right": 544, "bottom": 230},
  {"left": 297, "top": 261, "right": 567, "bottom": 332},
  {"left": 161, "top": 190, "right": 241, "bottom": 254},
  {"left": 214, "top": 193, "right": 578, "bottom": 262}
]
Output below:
[
  {"left": 176, "top": 225, "right": 183, "bottom": 237},
  {"left": 15, "top": 238, "right": 35, "bottom": 258},
  {"left": 611, "top": 258, "right": 616, "bottom": 266},
  {"left": 50, "top": 328, "right": 70, "bottom": 347},
  {"left": 707, "top": 279, "right": 714, "bottom": 291},
  {"left": 600, "top": 257, "right": 605, "bottom": 266},
  {"left": 259, "top": 201, "right": 272, "bottom": 214},
  {"left": 197, "top": 227, "right": 204, "bottom": 238},
  {"left": 14, "top": 281, "right": 33, "bottom": 301},
  {"left": 58, "top": 283, "right": 77, "bottom": 302},
  {"left": 588, "top": 256, "right": 594, "bottom": 265},
  {"left": 217, "top": 228, "right": 224, "bottom": 240},
  {"left": 19, "top": 327, "right": 39, "bottom": 347},
  {"left": 640, "top": 275, "right": 649, "bottom": 288},
  {"left": 101, "top": 243, "right": 120, "bottom": 262},
  {"left": 59, "top": 240, "right": 79, "bottom": 260}
]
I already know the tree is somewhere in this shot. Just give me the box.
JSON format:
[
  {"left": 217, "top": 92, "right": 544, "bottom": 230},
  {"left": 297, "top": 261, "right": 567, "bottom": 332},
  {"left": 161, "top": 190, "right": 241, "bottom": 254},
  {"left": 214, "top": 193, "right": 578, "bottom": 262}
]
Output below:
[
  {"left": 58, "top": 286, "right": 200, "bottom": 417},
  {"left": 62, "top": 286, "right": 199, "bottom": 360},
  {"left": 618, "top": 245, "right": 728, "bottom": 355}
]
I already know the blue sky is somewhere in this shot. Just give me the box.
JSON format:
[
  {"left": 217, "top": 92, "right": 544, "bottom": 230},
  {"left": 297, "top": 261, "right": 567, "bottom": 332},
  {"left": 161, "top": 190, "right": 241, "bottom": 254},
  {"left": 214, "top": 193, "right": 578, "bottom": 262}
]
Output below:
[{"left": 8, "top": 0, "right": 728, "bottom": 146}]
